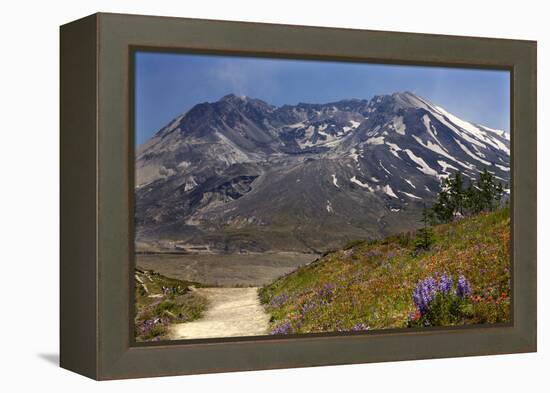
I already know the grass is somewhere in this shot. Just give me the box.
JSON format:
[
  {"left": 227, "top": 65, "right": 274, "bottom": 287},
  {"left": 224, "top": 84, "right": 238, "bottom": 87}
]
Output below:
[
  {"left": 134, "top": 269, "right": 208, "bottom": 342},
  {"left": 259, "top": 207, "right": 511, "bottom": 334}
]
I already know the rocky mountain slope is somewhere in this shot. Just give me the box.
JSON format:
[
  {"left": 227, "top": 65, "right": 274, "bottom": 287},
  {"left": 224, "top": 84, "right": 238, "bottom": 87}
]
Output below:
[{"left": 135, "top": 92, "right": 510, "bottom": 253}]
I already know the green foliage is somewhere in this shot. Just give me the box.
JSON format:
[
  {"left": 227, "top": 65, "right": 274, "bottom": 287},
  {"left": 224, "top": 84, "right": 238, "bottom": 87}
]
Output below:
[
  {"left": 477, "top": 168, "right": 505, "bottom": 212},
  {"left": 408, "top": 292, "right": 469, "bottom": 327}
]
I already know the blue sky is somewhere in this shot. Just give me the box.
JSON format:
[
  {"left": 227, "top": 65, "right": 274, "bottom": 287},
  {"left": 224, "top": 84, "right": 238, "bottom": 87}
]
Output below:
[{"left": 135, "top": 51, "right": 510, "bottom": 145}]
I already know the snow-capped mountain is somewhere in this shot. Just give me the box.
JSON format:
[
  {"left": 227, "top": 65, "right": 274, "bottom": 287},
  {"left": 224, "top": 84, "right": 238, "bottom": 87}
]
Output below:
[{"left": 135, "top": 92, "right": 510, "bottom": 253}]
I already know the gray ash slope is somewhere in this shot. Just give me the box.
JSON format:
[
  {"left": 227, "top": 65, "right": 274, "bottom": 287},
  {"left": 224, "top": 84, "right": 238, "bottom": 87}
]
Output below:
[{"left": 136, "top": 92, "right": 510, "bottom": 253}]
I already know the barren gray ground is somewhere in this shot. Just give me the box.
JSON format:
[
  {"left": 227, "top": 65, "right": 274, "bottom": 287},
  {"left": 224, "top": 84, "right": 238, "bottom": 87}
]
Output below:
[
  {"left": 168, "top": 287, "right": 270, "bottom": 339},
  {"left": 137, "top": 252, "right": 316, "bottom": 286}
]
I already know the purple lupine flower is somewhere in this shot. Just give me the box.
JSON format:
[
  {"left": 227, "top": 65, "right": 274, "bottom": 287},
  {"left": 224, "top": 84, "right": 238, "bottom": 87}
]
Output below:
[
  {"left": 301, "top": 301, "right": 316, "bottom": 315},
  {"left": 270, "top": 321, "right": 292, "bottom": 335},
  {"left": 317, "top": 283, "right": 336, "bottom": 298},
  {"left": 456, "top": 275, "right": 471, "bottom": 299},
  {"left": 140, "top": 319, "right": 156, "bottom": 334},
  {"left": 439, "top": 273, "right": 453, "bottom": 295},
  {"left": 413, "top": 276, "right": 437, "bottom": 314},
  {"left": 350, "top": 323, "right": 370, "bottom": 332},
  {"left": 314, "top": 283, "right": 336, "bottom": 306},
  {"left": 270, "top": 293, "right": 289, "bottom": 308}
]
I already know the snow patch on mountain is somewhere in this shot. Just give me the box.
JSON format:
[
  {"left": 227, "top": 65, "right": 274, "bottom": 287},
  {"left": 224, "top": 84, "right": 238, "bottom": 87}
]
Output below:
[
  {"left": 454, "top": 138, "right": 491, "bottom": 166},
  {"left": 412, "top": 135, "right": 453, "bottom": 161},
  {"left": 385, "top": 142, "right": 402, "bottom": 158},
  {"left": 496, "top": 163, "right": 510, "bottom": 171},
  {"left": 331, "top": 174, "right": 340, "bottom": 188},
  {"left": 401, "top": 191, "right": 421, "bottom": 200},
  {"left": 366, "top": 136, "right": 385, "bottom": 145},
  {"left": 437, "top": 160, "right": 459, "bottom": 172},
  {"left": 472, "top": 145, "right": 486, "bottom": 158},
  {"left": 404, "top": 149, "right": 438, "bottom": 176},
  {"left": 382, "top": 185, "right": 398, "bottom": 198},
  {"left": 350, "top": 176, "right": 374, "bottom": 191},
  {"left": 379, "top": 160, "right": 392, "bottom": 175}
]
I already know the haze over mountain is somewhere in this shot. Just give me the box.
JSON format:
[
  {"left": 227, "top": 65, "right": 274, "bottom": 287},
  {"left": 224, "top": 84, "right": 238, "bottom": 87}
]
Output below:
[{"left": 135, "top": 92, "right": 510, "bottom": 254}]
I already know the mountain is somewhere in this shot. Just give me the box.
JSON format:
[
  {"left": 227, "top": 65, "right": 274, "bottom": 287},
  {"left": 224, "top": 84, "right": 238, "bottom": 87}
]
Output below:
[{"left": 135, "top": 92, "right": 510, "bottom": 253}]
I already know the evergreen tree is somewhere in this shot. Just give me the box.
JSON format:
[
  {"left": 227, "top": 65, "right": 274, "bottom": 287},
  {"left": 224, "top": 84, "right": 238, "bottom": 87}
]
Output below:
[
  {"left": 432, "top": 178, "right": 454, "bottom": 223},
  {"left": 448, "top": 172, "right": 465, "bottom": 217},
  {"left": 464, "top": 180, "right": 482, "bottom": 214},
  {"left": 476, "top": 168, "right": 504, "bottom": 212},
  {"left": 415, "top": 203, "right": 434, "bottom": 251},
  {"left": 431, "top": 169, "right": 505, "bottom": 221}
]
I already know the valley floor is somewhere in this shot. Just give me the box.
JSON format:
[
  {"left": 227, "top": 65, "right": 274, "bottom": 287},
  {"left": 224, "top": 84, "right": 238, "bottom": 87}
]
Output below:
[{"left": 136, "top": 251, "right": 317, "bottom": 287}]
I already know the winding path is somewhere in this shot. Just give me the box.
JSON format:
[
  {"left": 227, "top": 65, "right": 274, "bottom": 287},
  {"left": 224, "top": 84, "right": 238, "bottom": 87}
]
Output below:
[{"left": 168, "top": 287, "right": 270, "bottom": 339}]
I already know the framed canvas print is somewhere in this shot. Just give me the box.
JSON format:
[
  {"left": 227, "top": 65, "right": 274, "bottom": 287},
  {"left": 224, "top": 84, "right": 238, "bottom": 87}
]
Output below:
[{"left": 60, "top": 13, "right": 537, "bottom": 380}]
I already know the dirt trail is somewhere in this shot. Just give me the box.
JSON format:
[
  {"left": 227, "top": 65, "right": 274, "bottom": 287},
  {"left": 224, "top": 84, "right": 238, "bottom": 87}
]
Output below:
[{"left": 168, "top": 287, "right": 270, "bottom": 339}]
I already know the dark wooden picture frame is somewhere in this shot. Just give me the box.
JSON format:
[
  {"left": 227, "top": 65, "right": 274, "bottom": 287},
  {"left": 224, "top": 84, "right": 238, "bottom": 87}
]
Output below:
[{"left": 60, "top": 12, "right": 536, "bottom": 380}]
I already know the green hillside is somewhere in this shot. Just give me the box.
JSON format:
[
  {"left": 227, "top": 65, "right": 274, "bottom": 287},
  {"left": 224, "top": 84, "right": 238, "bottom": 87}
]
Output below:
[{"left": 260, "top": 207, "right": 511, "bottom": 334}]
